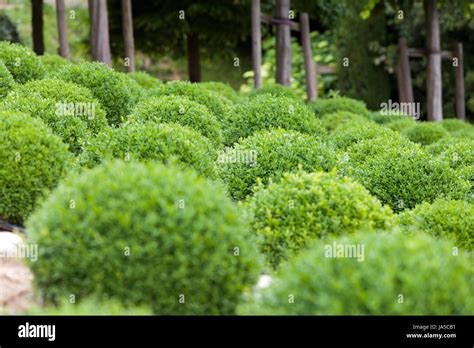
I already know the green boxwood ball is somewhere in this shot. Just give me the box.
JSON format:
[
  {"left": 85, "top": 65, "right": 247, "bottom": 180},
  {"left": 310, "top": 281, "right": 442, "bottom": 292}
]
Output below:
[
  {"left": 400, "top": 199, "right": 473, "bottom": 250},
  {"left": 79, "top": 122, "right": 217, "bottom": 178},
  {"left": 200, "top": 81, "right": 240, "bottom": 103},
  {"left": 332, "top": 122, "right": 398, "bottom": 150},
  {"left": 239, "top": 230, "right": 474, "bottom": 314},
  {"left": 1, "top": 78, "right": 108, "bottom": 154},
  {"left": 247, "top": 84, "right": 299, "bottom": 101},
  {"left": 369, "top": 111, "right": 413, "bottom": 125},
  {"left": 53, "top": 61, "right": 142, "bottom": 126},
  {"left": 385, "top": 117, "right": 417, "bottom": 133},
  {"left": 0, "top": 60, "right": 14, "bottom": 98},
  {"left": 320, "top": 111, "right": 371, "bottom": 132},
  {"left": 129, "top": 95, "right": 223, "bottom": 146},
  {"left": 440, "top": 119, "right": 474, "bottom": 133},
  {"left": 402, "top": 122, "right": 450, "bottom": 146},
  {"left": 0, "top": 41, "right": 45, "bottom": 83},
  {"left": 39, "top": 53, "right": 72, "bottom": 77},
  {"left": 223, "top": 94, "right": 326, "bottom": 146},
  {"left": 0, "top": 111, "right": 72, "bottom": 225},
  {"left": 339, "top": 137, "right": 471, "bottom": 212},
  {"left": 27, "top": 160, "right": 261, "bottom": 314},
  {"left": 246, "top": 171, "right": 396, "bottom": 269},
  {"left": 127, "top": 71, "right": 162, "bottom": 90},
  {"left": 310, "top": 96, "right": 369, "bottom": 118},
  {"left": 218, "top": 129, "right": 337, "bottom": 200}
]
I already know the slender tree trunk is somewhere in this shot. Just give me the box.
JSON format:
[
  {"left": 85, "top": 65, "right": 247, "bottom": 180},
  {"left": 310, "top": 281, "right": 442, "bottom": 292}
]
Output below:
[
  {"left": 32, "top": 0, "right": 44, "bottom": 55},
  {"left": 275, "top": 0, "right": 291, "bottom": 86},
  {"left": 424, "top": 0, "right": 443, "bottom": 121},
  {"left": 56, "top": 0, "right": 70, "bottom": 59},
  {"left": 187, "top": 32, "right": 201, "bottom": 82},
  {"left": 251, "top": 0, "right": 262, "bottom": 88},
  {"left": 121, "top": 0, "right": 135, "bottom": 72},
  {"left": 89, "top": 0, "right": 112, "bottom": 67}
]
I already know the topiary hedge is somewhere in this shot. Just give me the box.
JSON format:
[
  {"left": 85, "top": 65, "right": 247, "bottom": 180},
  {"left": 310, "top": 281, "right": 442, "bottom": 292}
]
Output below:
[
  {"left": 149, "top": 81, "right": 233, "bottom": 122},
  {"left": 127, "top": 71, "right": 162, "bottom": 90},
  {"left": 247, "top": 84, "right": 299, "bottom": 101},
  {"left": 385, "top": 117, "right": 417, "bottom": 133},
  {"left": 339, "top": 137, "right": 471, "bottom": 212},
  {"left": 399, "top": 199, "right": 473, "bottom": 250},
  {"left": 27, "top": 160, "right": 261, "bottom": 314},
  {"left": 402, "top": 122, "right": 450, "bottom": 146},
  {"left": 309, "top": 96, "right": 370, "bottom": 118},
  {"left": 369, "top": 111, "right": 413, "bottom": 125},
  {"left": 79, "top": 122, "right": 217, "bottom": 178},
  {"left": 53, "top": 61, "right": 142, "bottom": 126},
  {"left": 200, "top": 81, "right": 240, "bottom": 103},
  {"left": 440, "top": 119, "right": 474, "bottom": 133},
  {"left": 320, "top": 111, "right": 371, "bottom": 132},
  {"left": 239, "top": 230, "right": 474, "bottom": 315},
  {"left": 0, "top": 111, "right": 72, "bottom": 225},
  {"left": 39, "top": 53, "right": 72, "bottom": 76},
  {"left": 0, "top": 41, "right": 44, "bottom": 83},
  {"left": 223, "top": 94, "right": 326, "bottom": 146},
  {"left": 218, "top": 129, "right": 336, "bottom": 200},
  {"left": 1, "top": 78, "right": 108, "bottom": 154},
  {"left": 434, "top": 139, "right": 474, "bottom": 170},
  {"left": 246, "top": 171, "right": 396, "bottom": 269},
  {"left": 0, "top": 60, "right": 14, "bottom": 98},
  {"left": 332, "top": 122, "right": 398, "bottom": 150},
  {"left": 129, "top": 95, "right": 223, "bottom": 146}
]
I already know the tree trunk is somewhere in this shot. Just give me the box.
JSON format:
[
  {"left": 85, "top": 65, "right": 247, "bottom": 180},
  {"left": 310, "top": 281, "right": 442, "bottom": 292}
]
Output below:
[
  {"left": 32, "top": 0, "right": 44, "bottom": 55},
  {"left": 424, "top": 0, "right": 443, "bottom": 121},
  {"left": 300, "top": 12, "right": 317, "bottom": 101},
  {"left": 56, "top": 0, "right": 70, "bottom": 59},
  {"left": 275, "top": 0, "right": 291, "bottom": 86},
  {"left": 251, "top": 0, "right": 262, "bottom": 88},
  {"left": 89, "top": 0, "right": 112, "bottom": 67},
  {"left": 121, "top": 0, "right": 135, "bottom": 72},
  {"left": 187, "top": 32, "right": 201, "bottom": 82}
]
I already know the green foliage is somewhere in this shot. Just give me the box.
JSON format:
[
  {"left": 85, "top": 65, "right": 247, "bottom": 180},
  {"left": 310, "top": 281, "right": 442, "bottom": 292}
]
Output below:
[
  {"left": 149, "top": 81, "right": 233, "bottom": 122},
  {"left": 246, "top": 171, "right": 396, "bottom": 269},
  {"left": 53, "top": 61, "right": 142, "bottom": 126},
  {"left": 127, "top": 71, "right": 162, "bottom": 90},
  {"left": 79, "top": 122, "right": 217, "bottom": 178},
  {"left": 239, "top": 230, "right": 474, "bottom": 315},
  {"left": 129, "top": 95, "right": 223, "bottom": 146},
  {"left": 440, "top": 119, "right": 474, "bottom": 133},
  {"left": 0, "top": 111, "right": 71, "bottom": 225},
  {"left": 27, "top": 160, "right": 260, "bottom": 314},
  {"left": 385, "top": 118, "right": 417, "bottom": 133},
  {"left": 0, "top": 60, "right": 14, "bottom": 98},
  {"left": 223, "top": 94, "right": 326, "bottom": 146},
  {"left": 332, "top": 122, "right": 397, "bottom": 150},
  {"left": 39, "top": 53, "right": 72, "bottom": 76},
  {"left": 427, "top": 137, "right": 471, "bottom": 156},
  {"left": 218, "top": 129, "right": 337, "bottom": 201},
  {"left": 200, "top": 81, "right": 240, "bottom": 103},
  {"left": 400, "top": 199, "right": 474, "bottom": 250},
  {"left": 402, "top": 122, "right": 450, "bottom": 146},
  {"left": 1, "top": 79, "right": 108, "bottom": 154},
  {"left": 247, "top": 84, "right": 300, "bottom": 101},
  {"left": 320, "top": 111, "right": 371, "bottom": 132},
  {"left": 0, "top": 15, "right": 20, "bottom": 43},
  {"left": 310, "top": 96, "right": 370, "bottom": 118},
  {"left": 0, "top": 41, "right": 44, "bottom": 83},
  {"left": 435, "top": 139, "right": 474, "bottom": 170},
  {"left": 369, "top": 111, "right": 414, "bottom": 125},
  {"left": 339, "top": 137, "right": 471, "bottom": 212}
]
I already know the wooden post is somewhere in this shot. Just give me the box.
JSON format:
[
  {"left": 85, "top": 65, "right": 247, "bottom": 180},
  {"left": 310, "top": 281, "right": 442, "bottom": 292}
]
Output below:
[
  {"left": 454, "top": 42, "right": 465, "bottom": 121},
  {"left": 397, "top": 38, "right": 413, "bottom": 104},
  {"left": 275, "top": 0, "right": 291, "bottom": 86},
  {"left": 121, "top": 0, "right": 135, "bottom": 72},
  {"left": 300, "top": 12, "right": 317, "bottom": 101},
  {"left": 32, "top": 0, "right": 44, "bottom": 55},
  {"left": 424, "top": 0, "right": 443, "bottom": 121},
  {"left": 251, "top": 0, "right": 262, "bottom": 88},
  {"left": 56, "top": 0, "right": 70, "bottom": 59}
]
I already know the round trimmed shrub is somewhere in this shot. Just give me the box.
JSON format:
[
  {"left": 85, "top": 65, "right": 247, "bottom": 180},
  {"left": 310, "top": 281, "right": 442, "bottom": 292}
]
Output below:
[
  {"left": 1, "top": 78, "right": 108, "bottom": 154},
  {"left": 0, "top": 41, "right": 44, "bottom": 83},
  {"left": 402, "top": 122, "right": 450, "bottom": 146},
  {"left": 309, "top": 96, "right": 369, "bottom": 118},
  {"left": 239, "top": 230, "right": 474, "bottom": 315},
  {"left": 247, "top": 84, "right": 299, "bottom": 100},
  {"left": 427, "top": 137, "right": 470, "bottom": 156},
  {"left": 200, "top": 81, "right": 240, "bottom": 103},
  {"left": 339, "top": 137, "right": 471, "bottom": 212},
  {"left": 0, "top": 111, "right": 71, "bottom": 225},
  {"left": 451, "top": 128, "right": 474, "bottom": 140},
  {"left": 320, "top": 111, "right": 371, "bottom": 132},
  {"left": 440, "top": 119, "right": 474, "bottom": 133},
  {"left": 127, "top": 71, "right": 162, "bottom": 90},
  {"left": 0, "top": 60, "right": 14, "bottom": 98},
  {"left": 129, "top": 95, "right": 223, "bottom": 146},
  {"left": 53, "top": 61, "right": 142, "bottom": 126},
  {"left": 223, "top": 94, "right": 326, "bottom": 146},
  {"left": 149, "top": 81, "right": 233, "bottom": 122},
  {"left": 332, "top": 122, "right": 397, "bottom": 150},
  {"left": 79, "top": 122, "right": 217, "bottom": 178},
  {"left": 435, "top": 139, "right": 474, "bottom": 170},
  {"left": 39, "top": 53, "right": 72, "bottom": 76},
  {"left": 247, "top": 171, "right": 396, "bottom": 269},
  {"left": 400, "top": 199, "right": 473, "bottom": 250},
  {"left": 385, "top": 117, "right": 417, "bottom": 133},
  {"left": 218, "top": 129, "right": 337, "bottom": 200},
  {"left": 27, "top": 160, "right": 261, "bottom": 314},
  {"left": 369, "top": 111, "right": 412, "bottom": 125}
]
